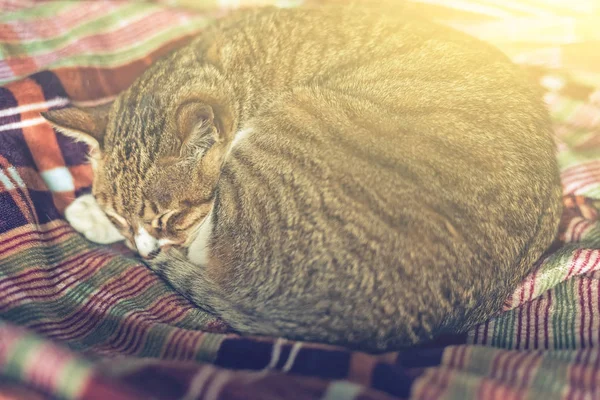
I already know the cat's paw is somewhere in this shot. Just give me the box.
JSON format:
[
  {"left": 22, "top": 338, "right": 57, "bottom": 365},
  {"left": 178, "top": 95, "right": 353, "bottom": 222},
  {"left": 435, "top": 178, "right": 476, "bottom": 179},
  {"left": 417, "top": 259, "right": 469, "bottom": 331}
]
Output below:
[{"left": 65, "top": 194, "right": 125, "bottom": 244}]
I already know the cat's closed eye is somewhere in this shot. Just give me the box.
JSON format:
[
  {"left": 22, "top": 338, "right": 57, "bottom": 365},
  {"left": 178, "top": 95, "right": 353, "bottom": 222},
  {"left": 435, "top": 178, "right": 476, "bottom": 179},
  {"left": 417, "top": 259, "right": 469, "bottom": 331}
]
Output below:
[{"left": 151, "top": 210, "right": 178, "bottom": 231}]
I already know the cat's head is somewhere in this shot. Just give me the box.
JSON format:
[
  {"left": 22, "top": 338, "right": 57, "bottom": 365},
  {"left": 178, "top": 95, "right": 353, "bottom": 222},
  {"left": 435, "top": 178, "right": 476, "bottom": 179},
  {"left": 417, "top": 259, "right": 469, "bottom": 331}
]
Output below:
[{"left": 41, "top": 88, "right": 236, "bottom": 259}]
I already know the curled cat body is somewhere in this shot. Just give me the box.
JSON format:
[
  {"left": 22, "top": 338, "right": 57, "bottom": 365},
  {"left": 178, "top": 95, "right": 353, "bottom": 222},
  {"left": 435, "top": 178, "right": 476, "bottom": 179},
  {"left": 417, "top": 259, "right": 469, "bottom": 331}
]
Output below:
[{"left": 43, "top": 5, "right": 563, "bottom": 352}]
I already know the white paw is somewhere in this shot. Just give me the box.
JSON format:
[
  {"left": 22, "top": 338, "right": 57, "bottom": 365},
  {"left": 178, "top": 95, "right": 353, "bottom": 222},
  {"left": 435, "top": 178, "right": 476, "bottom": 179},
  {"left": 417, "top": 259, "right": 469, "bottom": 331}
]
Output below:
[{"left": 65, "top": 194, "right": 125, "bottom": 244}]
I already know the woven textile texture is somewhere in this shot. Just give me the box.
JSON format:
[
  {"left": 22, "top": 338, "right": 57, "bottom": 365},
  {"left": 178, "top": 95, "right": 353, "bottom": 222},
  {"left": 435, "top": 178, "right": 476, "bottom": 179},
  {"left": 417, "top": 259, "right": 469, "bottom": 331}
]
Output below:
[{"left": 1, "top": 1, "right": 599, "bottom": 399}]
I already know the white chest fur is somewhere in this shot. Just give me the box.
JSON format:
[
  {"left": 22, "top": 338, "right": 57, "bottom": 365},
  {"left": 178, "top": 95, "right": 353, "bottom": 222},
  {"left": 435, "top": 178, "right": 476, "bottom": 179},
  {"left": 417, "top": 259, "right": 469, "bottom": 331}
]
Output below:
[{"left": 187, "top": 207, "right": 215, "bottom": 266}]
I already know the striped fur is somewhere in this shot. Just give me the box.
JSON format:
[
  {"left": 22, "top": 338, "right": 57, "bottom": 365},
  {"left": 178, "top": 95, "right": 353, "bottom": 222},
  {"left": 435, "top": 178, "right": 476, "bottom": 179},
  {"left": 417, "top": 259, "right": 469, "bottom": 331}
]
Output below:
[
  {"left": 42, "top": 5, "right": 563, "bottom": 352},
  {"left": 2, "top": 1, "right": 600, "bottom": 399}
]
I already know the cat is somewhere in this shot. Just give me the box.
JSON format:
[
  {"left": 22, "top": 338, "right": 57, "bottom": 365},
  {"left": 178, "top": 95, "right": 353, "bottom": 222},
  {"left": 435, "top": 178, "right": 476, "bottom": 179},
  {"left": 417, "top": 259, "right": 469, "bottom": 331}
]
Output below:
[{"left": 42, "top": 5, "right": 563, "bottom": 352}]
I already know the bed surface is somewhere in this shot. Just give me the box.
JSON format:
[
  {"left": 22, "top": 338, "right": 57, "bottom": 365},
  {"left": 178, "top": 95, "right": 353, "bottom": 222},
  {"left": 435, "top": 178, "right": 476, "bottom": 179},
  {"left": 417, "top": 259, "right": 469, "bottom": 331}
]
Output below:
[{"left": 1, "top": 1, "right": 599, "bottom": 399}]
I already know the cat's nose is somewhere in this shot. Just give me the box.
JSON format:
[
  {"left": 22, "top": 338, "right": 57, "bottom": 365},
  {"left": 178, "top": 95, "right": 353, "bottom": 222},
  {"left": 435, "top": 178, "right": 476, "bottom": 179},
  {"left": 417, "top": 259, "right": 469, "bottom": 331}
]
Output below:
[{"left": 134, "top": 226, "right": 160, "bottom": 259}]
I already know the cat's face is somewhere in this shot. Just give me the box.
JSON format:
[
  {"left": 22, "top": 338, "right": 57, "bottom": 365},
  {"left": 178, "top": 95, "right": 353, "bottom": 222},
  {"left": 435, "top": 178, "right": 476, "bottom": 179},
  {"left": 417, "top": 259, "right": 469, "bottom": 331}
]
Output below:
[{"left": 42, "top": 91, "right": 233, "bottom": 259}]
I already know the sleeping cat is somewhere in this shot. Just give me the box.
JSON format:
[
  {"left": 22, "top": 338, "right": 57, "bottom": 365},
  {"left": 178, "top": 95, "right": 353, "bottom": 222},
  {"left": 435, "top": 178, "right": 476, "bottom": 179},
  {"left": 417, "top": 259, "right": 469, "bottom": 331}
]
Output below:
[{"left": 42, "top": 5, "right": 563, "bottom": 352}]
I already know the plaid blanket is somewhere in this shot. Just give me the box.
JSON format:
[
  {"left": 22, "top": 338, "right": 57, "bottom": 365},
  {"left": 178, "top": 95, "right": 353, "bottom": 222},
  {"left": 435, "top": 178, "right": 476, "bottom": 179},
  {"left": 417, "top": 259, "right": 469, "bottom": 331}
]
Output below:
[{"left": 1, "top": 1, "right": 600, "bottom": 399}]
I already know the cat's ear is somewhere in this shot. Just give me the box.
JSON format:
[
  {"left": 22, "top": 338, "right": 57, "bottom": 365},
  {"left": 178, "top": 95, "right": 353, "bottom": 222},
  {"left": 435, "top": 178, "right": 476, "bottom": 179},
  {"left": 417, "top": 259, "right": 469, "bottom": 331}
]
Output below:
[
  {"left": 41, "top": 103, "right": 112, "bottom": 151},
  {"left": 175, "top": 100, "right": 233, "bottom": 148}
]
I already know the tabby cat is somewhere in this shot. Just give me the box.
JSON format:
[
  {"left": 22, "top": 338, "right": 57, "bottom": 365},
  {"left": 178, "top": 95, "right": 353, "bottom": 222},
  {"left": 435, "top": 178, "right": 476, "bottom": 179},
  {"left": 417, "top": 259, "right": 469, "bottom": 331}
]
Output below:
[{"left": 42, "top": 5, "right": 563, "bottom": 352}]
